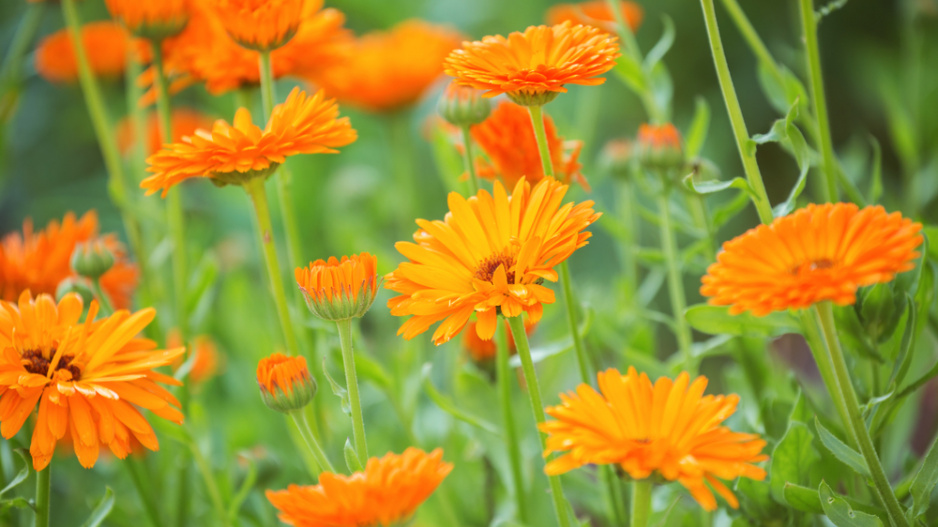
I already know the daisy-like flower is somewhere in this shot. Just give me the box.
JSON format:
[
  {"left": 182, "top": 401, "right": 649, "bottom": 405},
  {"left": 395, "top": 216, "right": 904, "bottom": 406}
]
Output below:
[
  {"left": 116, "top": 108, "right": 214, "bottom": 157},
  {"left": 0, "top": 211, "right": 138, "bottom": 309},
  {"left": 105, "top": 0, "right": 190, "bottom": 40},
  {"left": 0, "top": 292, "right": 184, "bottom": 470},
  {"left": 542, "top": 367, "right": 768, "bottom": 511},
  {"left": 35, "top": 22, "right": 144, "bottom": 84},
  {"left": 210, "top": 0, "right": 304, "bottom": 51},
  {"left": 256, "top": 353, "right": 316, "bottom": 413},
  {"left": 701, "top": 203, "right": 923, "bottom": 316},
  {"left": 142, "top": 87, "right": 357, "bottom": 197},
  {"left": 444, "top": 21, "right": 619, "bottom": 106},
  {"left": 266, "top": 448, "right": 452, "bottom": 526},
  {"left": 312, "top": 20, "right": 464, "bottom": 113},
  {"left": 386, "top": 177, "right": 600, "bottom": 345},
  {"left": 546, "top": 1, "right": 644, "bottom": 34},
  {"left": 295, "top": 253, "right": 379, "bottom": 322}
]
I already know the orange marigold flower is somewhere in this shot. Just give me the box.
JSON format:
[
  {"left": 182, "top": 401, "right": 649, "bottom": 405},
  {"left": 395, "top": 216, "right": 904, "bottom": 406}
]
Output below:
[
  {"left": 256, "top": 353, "right": 315, "bottom": 413},
  {"left": 386, "top": 177, "right": 600, "bottom": 345},
  {"left": 546, "top": 1, "right": 644, "bottom": 34},
  {"left": 312, "top": 20, "right": 464, "bottom": 113},
  {"left": 105, "top": 0, "right": 190, "bottom": 40},
  {"left": 0, "top": 292, "right": 184, "bottom": 470},
  {"left": 267, "top": 448, "right": 452, "bottom": 526},
  {"left": 116, "top": 108, "right": 214, "bottom": 157},
  {"left": 462, "top": 318, "right": 535, "bottom": 363},
  {"left": 444, "top": 22, "right": 619, "bottom": 106},
  {"left": 295, "top": 253, "right": 379, "bottom": 322},
  {"left": 637, "top": 122, "right": 684, "bottom": 169},
  {"left": 0, "top": 211, "right": 138, "bottom": 309},
  {"left": 143, "top": 87, "right": 356, "bottom": 197},
  {"left": 542, "top": 367, "right": 768, "bottom": 511},
  {"left": 35, "top": 22, "right": 142, "bottom": 84},
  {"left": 169, "top": 330, "right": 221, "bottom": 386},
  {"left": 701, "top": 203, "right": 923, "bottom": 316},
  {"left": 210, "top": 0, "right": 304, "bottom": 51},
  {"left": 471, "top": 101, "right": 587, "bottom": 189}
]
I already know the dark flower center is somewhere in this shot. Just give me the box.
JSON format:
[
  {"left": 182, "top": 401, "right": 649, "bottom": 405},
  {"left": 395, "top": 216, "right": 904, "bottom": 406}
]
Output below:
[
  {"left": 21, "top": 349, "right": 81, "bottom": 380},
  {"left": 474, "top": 252, "right": 517, "bottom": 284}
]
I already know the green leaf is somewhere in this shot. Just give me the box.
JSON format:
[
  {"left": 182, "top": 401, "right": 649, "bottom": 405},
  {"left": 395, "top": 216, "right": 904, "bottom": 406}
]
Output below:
[
  {"left": 0, "top": 497, "right": 32, "bottom": 513},
  {"left": 910, "top": 436, "right": 938, "bottom": 519},
  {"left": 322, "top": 359, "right": 351, "bottom": 415},
  {"left": 783, "top": 483, "right": 823, "bottom": 514},
  {"left": 80, "top": 487, "right": 115, "bottom": 527},
  {"left": 711, "top": 189, "right": 751, "bottom": 227},
  {"left": 644, "top": 15, "right": 675, "bottom": 70},
  {"left": 682, "top": 175, "right": 753, "bottom": 196},
  {"left": 344, "top": 438, "right": 364, "bottom": 473},
  {"left": 814, "top": 417, "right": 869, "bottom": 477},
  {"left": 685, "top": 305, "right": 799, "bottom": 337},
  {"left": 684, "top": 97, "right": 710, "bottom": 159},
  {"left": 867, "top": 136, "right": 883, "bottom": 204},
  {"left": 227, "top": 458, "right": 257, "bottom": 523},
  {"left": 770, "top": 422, "right": 819, "bottom": 502},
  {"left": 750, "top": 101, "right": 814, "bottom": 217},
  {"left": 352, "top": 352, "right": 393, "bottom": 392},
  {"left": 0, "top": 449, "right": 31, "bottom": 498},
  {"left": 818, "top": 481, "right": 884, "bottom": 527},
  {"left": 613, "top": 55, "right": 646, "bottom": 94},
  {"left": 421, "top": 364, "right": 499, "bottom": 435}
]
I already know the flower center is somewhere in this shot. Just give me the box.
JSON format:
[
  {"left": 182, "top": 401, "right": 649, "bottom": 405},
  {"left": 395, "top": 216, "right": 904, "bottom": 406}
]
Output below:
[
  {"left": 474, "top": 251, "right": 517, "bottom": 284},
  {"left": 791, "top": 258, "right": 836, "bottom": 275},
  {"left": 21, "top": 349, "right": 81, "bottom": 380}
]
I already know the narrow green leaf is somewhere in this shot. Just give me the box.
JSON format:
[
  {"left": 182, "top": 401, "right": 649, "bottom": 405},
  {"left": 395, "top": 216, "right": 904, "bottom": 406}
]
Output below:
[
  {"left": 644, "top": 15, "right": 675, "bottom": 70},
  {"left": 770, "top": 422, "right": 819, "bottom": 502},
  {"left": 421, "top": 364, "right": 500, "bottom": 435},
  {"left": 818, "top": 481, "right": 884, "bottom": 527},
  {"left": 684, "top": 97, "right": 710, "bottom": 159},
  {"left": 783, "top": 483, "right": 823, "bottom": 514},
  {"left": 613, "top": 55, "right": 646, "bottom": 94},
  {"left": 682, "top": 174, "right": 753, "bottom": 196},
  {"left": 910, "top": 436, "right": 938, "bottom": 519},
  {"left": 0, "top": 449, "right": 31, "bottom": 498},
  {"left": 0, "top": 497, "right": 32, "bottom": 513},
  {"left": 322, "top": 359, "right": 351, "bottom": 415},
  {"left": 344, "top": 438, "right": 364, "bottom": 473},
  {"left": 711, "top": 189, "right": 751, "bottom": 226},
  {"left": 685, "top": 305, "right": 799, "bottom": 337},
  {"left": 80, "top": 487, "right": 115, "bottom": 527},
  {"left": 352, "top": 352, "right": 393, "bottom": 392},
  {"left": 814, "top": 417, "right": 869, "bottom": 477},
  {"left": 227, "top": 458, "right": 257, "bottom": 522}
]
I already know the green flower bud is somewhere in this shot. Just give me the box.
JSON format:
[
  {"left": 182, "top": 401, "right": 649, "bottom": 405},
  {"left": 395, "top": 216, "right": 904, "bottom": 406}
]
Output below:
[
  {"left": 637, "top": 123, "right": 685, "bottom": 172},
  {"left": 438, "top": 83, "right": 492, "bottom": 127},
  {"left": 256, "top": 353, "right": 317, "bottom": 414},
  {"left": 70, "top": 240, "right": 115, "bottom": 279}
]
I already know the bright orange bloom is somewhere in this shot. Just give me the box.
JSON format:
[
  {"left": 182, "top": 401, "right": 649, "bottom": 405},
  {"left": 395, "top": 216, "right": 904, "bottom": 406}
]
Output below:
[
  {"left": 256, "top": 353, "right": 315, "bottom": 413},
  {"left": 35, "top": 22, "right": 142, "bottom": 83},
  {"left": 542, "top": 367, "right": 768, "bottom": 511},
  {"left": 267, "top": 448, "right": 452, "bottom": 526},
  {"left": 0, "top": 211, "right": 138, "bottom": 309},
  {"left": 386, "top": 178, "right": 600, "bottom": 345},
  {"left": 546, "top": 1, "right": 644, "bottom": 34},
  {"left": 169, "top": 330, "right": 221, "bottom": 386},
  {"left": 0, "top": 292, "right": 184, "bottom": 470},
  {"left": 105, "top": 0, "right": 190, "bottom": 40},
  {"left": 311, "top": 20, "right": 463, "bottom": 113},
  {"left": 210, "top": 0, "right": 304, "bottom": 51},
  {"left": 637, "top": 122, "right": 683, "bottom": 168},
  {"left": 444, "top": 22, "right": 619, "bottom": 105},
  {"left": 295, "top": 253, "right": 378, "bottom": 321},
  {"left": 462, "top": 318, "right": 535, "bottom": 362},
  {"left": 143, "top": 87, "right": 356, "bottom": 197},
  {"left": 471, "top": 101, "right": 587, "bottom": 189},
  {"left": 701, "top": 203, "right": 923, "bottom": 316},
  {"left": 116, "top": 108, "right": 214, "bottom": 157}
]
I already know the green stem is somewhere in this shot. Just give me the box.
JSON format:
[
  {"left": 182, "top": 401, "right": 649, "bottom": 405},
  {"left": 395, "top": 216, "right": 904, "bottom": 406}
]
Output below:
[
  {"left": 33, "top": 465, "right": 50, "bottom": 527},
  {"left": 798, "top": 309, "right": 852, "bottom": 440},
  {"left": 605, "top": 0, "right": 665, "bottom": 123},
  {"left": 527, "top": 106, "right": 554, "bottom": 178},
  {"left": 496, "top": 322, "right": 528, "bottom": 523},
  {"left": 798, "top": 0, "right": 838, "bottom": 203},
  {"left": 189, "top": 441, "right": 230, "bottom": 527},
  {"left": 506, "top": 315, "right": 572, "bottom": 527},
  {"left": 125, "top": 458, "right": 162, "bottom": 527},
  {"left": 697, "top": 0, "right": 774, "bottom": 224},
  {"left": 600, "top": 466, "right": 627, "bottom": 527},
  {"left": 615, "top": 179, "right": 640, "bottom": 297},
  {"left": 559, "top": 261, "right": 592, "bottom": 382},
  {"left": 656, "top": 191, "right": 694, "bottom": 371},
  {"left": 91, "top": 278, "right": 114, "bottom": 316},
  {"left": 243, "top": 178, "right": 303, "bottom": 357},
  {"left": 630, "top": 480, "right": 652, "bottom": 527},
  {"left": 290, "top": 411, "right": 335, "bottom": 476},
  {"left": 813, "top": 302, "right": 908, "bottom": 527},
  {"left": 336, "top": 318, "right": 368, "bottom": 465},
  {"left": 1, "top": 2, "right": 45, "bottom": 121},
  {"left": 460, "top": 126, "right": 480, "bottom": 195}
]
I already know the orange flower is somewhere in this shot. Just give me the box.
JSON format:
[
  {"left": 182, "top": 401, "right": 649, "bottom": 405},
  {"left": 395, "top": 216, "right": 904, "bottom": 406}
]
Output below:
[
  {"left": 168, "top": 330, "right": 221, "bottom": 386},
  {"left": 35, "top": 22, "right": 143, "bottom": 83},
  {"left": 256, "top": 353, "right": 315, "bottom": 413},
  {"left": 105, "top": 0, "right": 190, "bottom": 40},
  {"left": 0, "top": 211, "right": 138, "bottom": 309},
  {"left": 542, "top": 367, "right": 768, "bottom": 511},
  {"left": 701, "top": 203, "right": 923, "bottom": 316},
  {"left": 210, "top": 0, "right": 304, "bottom": 51},
  {"left": 312, "top": 20, "right": 464, "bottom": 113},
  {"left": 266, "top": 448, "right": 452, "bottom": 526},
  {"left": 116, "top": 108, "right": 214, "bottom": 157},
  {"left": 0, "top": 292, "right": 184, "bottom": 470},
  {"left": 462, "top": 318, "right": 536, "bottom": 362},
  {"left": 295, "top": 253, "right": 378, "bottom": 321},
  {"left": 546, "top": 1, "right": 644, "bottom": 34},
  {"left": 471, "top": 101, "right": 587, "bottom": 189},
  {"left": 444, "top": 22, "right": 619, "bottom": 105},
  {"left": 386, "top": 178, "right": 600, "bottom": 345},
  {"left": 143, "top": 87, "right": 356, "bottom": 197},
  {"left": 637, "top": 122, "right": 684, "bottom": 169}
]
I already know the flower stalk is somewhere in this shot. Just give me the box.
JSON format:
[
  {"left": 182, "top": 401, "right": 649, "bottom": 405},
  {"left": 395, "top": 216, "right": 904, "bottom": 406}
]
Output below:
[
  {"left": 496, "top": 322, "right": 528, "bottom": 523},
  {"left": 33, "top": 465, "right": 50, "bottom": 527},
  {"left": 630, "top": 480, "right": 652, "bottom": 527},
  {"left": 290, "top": 411, "right": 335, "bottom": 477},
  {"left": 336, "top": 318, "right": 368, "bottom": 466},
  {"left": 656, "top": 190, "right": 694, "bottom": 371},
  {"left": 460, "top": 126, "right": 481, "bottom": 194}
]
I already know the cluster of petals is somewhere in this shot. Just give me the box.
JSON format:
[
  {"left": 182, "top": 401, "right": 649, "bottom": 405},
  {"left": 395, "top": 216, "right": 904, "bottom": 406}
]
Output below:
[
  {"left": 117, "top": 108, "right": 214, "bottom": 157},
  {"left": 209, "top": 0, "right": 304, "bottom": 51},
  {"left": 35, "top": 22, "right": 145, "bottom": 84},
  {"left": 295, "top": 253, "right": 379, "bottom": 321},
  {"left": 256, "top": 353, "right": 310, "bottom": 397},
  {"left": 142, "top": 87, "right": 357, "bottom": 197},
  {"left": 0, "top": 292, "right": 184, "bottom": 470},
  {"left": 385, "top": 177, "right": 600, "bottom": 345},
  {"left": 105, "top": 0, "right": 190, "bottom": 39},
  {"left": 701, "top": 203, "right": 923, "bottom": 315},
  {"left": 266, "top": 448, "right": 452, "bottom": 527},
  {"left": 546, "top": 0, "right": 644, "bottom": 34},
  {"left": 542, "top": 367, "right": 768, "bottom": 511}
]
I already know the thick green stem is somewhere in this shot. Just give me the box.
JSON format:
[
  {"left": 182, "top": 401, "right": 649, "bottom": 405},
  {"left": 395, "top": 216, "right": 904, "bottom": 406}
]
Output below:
[
  {"left": 290, "top": 411, "right": 335, "bottom": 476},
  {"left": 615, "top": 180, "right": 640, "bottom": 297},
  {"left": 697, "top": 0, "right": 774, "bottom": 224},
  {"left": 1, "top": 2, "right": 45, "bottom": 121},
  {"left": 630, "top": 480, "right": 652, "bottom": 527},
  {"left": 125, "top": 458, "right": 163, "bottom": 527},
  {"left": 813, "top": 303, "right": 908, "bottom": 527},
  {"left": 798, "top": 0, "right": 838, "bottom": 203},
  {"left": 91, "top": 279, "right": 114, "bottom": 316},
  {"left": 527, "top": 105, "right": 555, "bottom": 178},
  {"left": 243, "top": 178, "right": 303, "bottom": 357},
  {"left": 656, "top": 192, "right": 694, "bottom": 371},
  {"left": 460, "top": 126, "right": 480, "bottom": 194},
  {"left": 600, "top": 466, "right": 627, "bottom": 527},
  {"left": 559, "top": 262, "right": 592, "bottom": 382},
  {"left": 798, "top": 310, "right": 852, "bottom": 441},
  {"left": 33, "top": 465, "right": 50, "bottom": 527},
  {"left": 336, "top": 318, "right": 368, "bottom": 465},
  {"left": 496, "top": 322, "right": 528, "bottom": 523},
  {"left": 506, "top": 316, "right": 572, "bottom": 527}
]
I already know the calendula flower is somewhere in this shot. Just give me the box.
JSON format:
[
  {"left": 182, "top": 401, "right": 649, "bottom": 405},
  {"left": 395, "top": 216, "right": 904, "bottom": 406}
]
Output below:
[
  {"left": 295, "top": 253, "right": 379, "bottom": 322},
  {"left": 437, "top": 82, "right": 491, "bottom": 128},
  {"left": 105, "top": 0, "right": 190, "bottom": 40},
  {"left": 312, "top": 20, "right": 464, "bottom": 113},
  {"left": 142, "top": 87, "right": 356, "bottom": 197},
  {"left": 471, "top": 100, "right": 587, "bottom": 189},
  {"left": 636, "top": 122, "right": 684, "bottom": 170},
  {"left": 444, "top": 21, "right": 619, "bottom": 106},
  {"left": 386, "top": 177, "right": 600, "bottom": 345},
  {"left": 210, "top": 0, "right": 304, "bottom": 51},
  {"left": 35, "top": 22, "right": 143, "bottom": 84},
  {"left": 542, "top": 367, "right": 768, "bottom": 511},
  {"left": 256, "top": 353, "right": 316, "bottom": 413},
  {"left": 116, "top": 108, "right": 214, "bottom": 157},
  {"left": 0, "top": 211, "right": 138, "bottom": 309},
  {"left": 169, "top": 330, "right": 221, "bottom": 386},
  {"left": 266, "top": 448, "right": 452, "bottom": 526},
  {"left": 462, "top": 318, "right": 536, "bottom": 363},
  {"left": 546, "top": 1, "right": 644, "bottom": 34},
  {"left": 701, "top": 203, "right": 923, "bottom": 316},
  {"left": 0, "top": 292, "right": 184, "bottom": 470}
]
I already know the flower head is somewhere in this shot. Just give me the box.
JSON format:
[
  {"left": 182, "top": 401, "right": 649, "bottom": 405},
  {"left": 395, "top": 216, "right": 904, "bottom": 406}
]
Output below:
[
  {"left": 210, "top": 0, "right": 304, "bottom": 51},
  {"left": 116, "top": 108, "right": 214, "bottom": 157},
  {"left": 256, "top": 353, "right": 316, "bottom": 413},
  {"left": 546, "top": 1, "right": 644, "bottom": 34},
  {"left": 266, "top": 448, "right": 452, "bottom": 526},
  {"left": 312, "top": 20, "right": 464, "bottom": 113},
  {"left": 0, "top": 292, "right": 184, "bottom": 470},
  {"left": 637, "top": 122, "right": 684, "bottom": 170},
  {"left": 105, "top": 0, "right": 190, "bottom": 40},
  {"left": 437, "top": 82, "right": 491, "bottom": 127},
  {"left": 70, "top": 240, "right": 115, "bottom": 280},
  {"left": 701, "top": 203, "right": 923, "bottom": 316},
  {"left": 386, "top": 177, "right": 600, "bottom": 345},
  {"left": 295, "top": 253, "right": 379, "bottom": 322},
  {"left": 143, "top": 87, "right": 356, "bottom": 197},
  {"left": 444, "top": 22, "right": 619, "bottom": 105},
  {"left": 542, "top": 367, "right": 768, "bottom": 511},
  {"left": 35, "top": 22, "right": 143, "bottom": 84},
  {"left": 0, "top": 211, "right": 138, "bottom": 309}
]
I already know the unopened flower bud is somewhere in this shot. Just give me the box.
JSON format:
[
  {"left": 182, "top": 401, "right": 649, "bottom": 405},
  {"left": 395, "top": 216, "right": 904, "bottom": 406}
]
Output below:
[
  {"left": 438, "top": 83, "right": 492, "bottom": 127},
  {"left": 856, "top": 283, "right": 905, "bottom": 343},
  {"left": 55, "top": 278, "right": 95, "bottom": 305},
  {"left": 637, "top": 123, "right": 684, "bottom": 171},
  {"left": 295, "top": 253, "right": 379, "bottom": 321},
  {"left": 105, "top": 0, "right": 190, "bottom": 41},
  {"left": 71, "top": 240, "right": 115, "bottom": 279},
  {"left": 600, "top": 138, "right": 634, "bottom": 180},
  {"left": 257, "top": 353, "right": 316, "bottom": 413}
]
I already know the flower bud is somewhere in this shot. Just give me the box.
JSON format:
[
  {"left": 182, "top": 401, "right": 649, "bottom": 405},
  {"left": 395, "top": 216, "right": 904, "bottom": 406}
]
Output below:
[
  {"left": 506, "top": 90, "right": 560, "bottom": 107},
  {"left": 637, "top": 123, "right": 684, "bottom": 171},
  {"left": 105, "top": 0, "right": 190, "bottom": 41},
  {"left": 71, "top": 240, "right": 115, "bottom": 279},
  {"left": 856, "top": 283, "right": 905, "bottom": 343},
  {"left": 257, "top": 353, "right": 316, "bottom": 413},
  {"left": 55, "top": 277, "right": 95, "bottom": 305},
  {"left": 295, "top": 253, "right": 379, "bottom": 321},
  {"left": 438, "top": 83, "right": 491, "bottom": 128},
  {"left": 599, "top": 138, "right": 634, "bottom": 180}
]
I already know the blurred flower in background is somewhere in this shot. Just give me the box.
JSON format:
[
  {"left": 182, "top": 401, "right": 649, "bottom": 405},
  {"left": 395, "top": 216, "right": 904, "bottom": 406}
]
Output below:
[
  {"left": 35, "top": 22, "right": 145, "bottom": 84},
  {"left": 116, "top": 108, "right": 214, "bottom": 157},
  {"left": 546, "top": 0, "right": 644, "bottom": 34}
]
